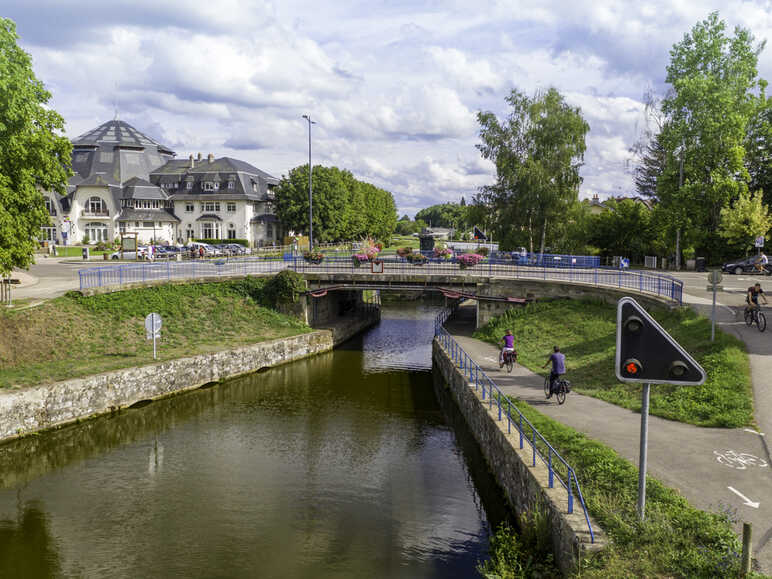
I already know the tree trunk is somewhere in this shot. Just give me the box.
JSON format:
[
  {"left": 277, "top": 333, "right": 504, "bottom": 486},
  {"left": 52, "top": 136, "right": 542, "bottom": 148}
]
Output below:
[
  {"left": 539, "top": 216, "right": 547, "bottom": 257},
  {"left": 528, "top": 214, "right": 534, "bottom": 254}
]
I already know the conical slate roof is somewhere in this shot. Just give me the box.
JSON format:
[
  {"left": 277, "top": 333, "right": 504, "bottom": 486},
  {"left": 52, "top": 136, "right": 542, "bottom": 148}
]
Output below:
[{"left": 70, "top": 119, "right": 176, "bottom": 185}]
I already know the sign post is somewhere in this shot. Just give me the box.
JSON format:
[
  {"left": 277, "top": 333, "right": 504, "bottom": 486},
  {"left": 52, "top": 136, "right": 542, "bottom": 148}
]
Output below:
[
  {"left": 616, "top": 297, "right": 706, "bottom": 519},
  {"left": 755, "top": 236, "right": 765, "bottom": 254},
  {"left": 707, "top": 270, "right": 722, "bottom": 342},
  {"left": 145, "top": 313, "right": 162, "bottom": 360}
]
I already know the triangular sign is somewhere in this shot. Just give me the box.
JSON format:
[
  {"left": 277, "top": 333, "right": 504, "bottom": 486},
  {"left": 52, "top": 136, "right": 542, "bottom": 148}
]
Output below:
[
  {"left": 615, "top": 297, "right": 706, "bottom": 385},
  {"left": 473, "top": 226, "right": 487, "bottom": 240}
]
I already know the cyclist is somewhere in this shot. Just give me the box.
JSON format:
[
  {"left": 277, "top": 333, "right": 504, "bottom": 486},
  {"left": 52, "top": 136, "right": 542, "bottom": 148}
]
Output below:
[
  {"left": 542, "top": 346, "right": 566, "bottom": 399},
  {"left": 499, "top": 329, "right": 516, "bottom": 368},
  {"left": 754, "top": 252, "right": 769, "bottom": 274},
  {"left": 746, "top": 282, "right": 768, "bottom": 313}
]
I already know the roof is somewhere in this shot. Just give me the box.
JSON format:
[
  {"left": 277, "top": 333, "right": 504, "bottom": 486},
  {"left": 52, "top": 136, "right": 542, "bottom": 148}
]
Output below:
[
  {"left": 70, "top": 119, "right": 176, "bottom": 185},
  {"left": 117, "top": 208, "right": 180, "bottom": 223},
  {"left": 196, "top": 214, "right": 222, "bottom": 221},
  {"left": 122, "top": 177, "right": 168, "bottom": 200},
  {"left": 251, "top": 214, "right": 278, "bottom": 223}
]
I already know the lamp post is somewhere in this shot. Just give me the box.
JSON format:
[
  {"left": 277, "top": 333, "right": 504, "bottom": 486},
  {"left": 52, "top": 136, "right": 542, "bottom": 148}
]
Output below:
[{"left": 302, "top": 114, "right": 316, "bottom": 251}]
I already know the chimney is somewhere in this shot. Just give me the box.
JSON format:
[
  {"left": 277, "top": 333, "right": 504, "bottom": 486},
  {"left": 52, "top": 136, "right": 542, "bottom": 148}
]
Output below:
[
  {"left": 207, "top": 153, "right": 214, "bottom": 164},
  {"left": 197, "top": 152, "right": 202, "bottom": 162},
  {"left": 189, "top": 154, "right": 194, "bottom": 168}
]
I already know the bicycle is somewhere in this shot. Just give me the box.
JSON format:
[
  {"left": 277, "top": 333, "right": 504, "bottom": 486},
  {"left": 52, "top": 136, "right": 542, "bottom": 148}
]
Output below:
[
  {"left": 502, "top": 350, "right": 516, "bottom": 373},
  {"left": 744, "top": 305, "right": 766, "bottom": 332},
  {"left": 544, "top": 375, "right": 571, "bottom": 404}
]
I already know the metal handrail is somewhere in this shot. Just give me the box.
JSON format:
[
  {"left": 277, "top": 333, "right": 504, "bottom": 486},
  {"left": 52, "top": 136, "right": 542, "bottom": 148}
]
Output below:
[
  {"left": 79, "top": 254, "right": 684, "bottom": 305},
  {"left": 434, "top": 308, "right": 595, "bottom": 543}
]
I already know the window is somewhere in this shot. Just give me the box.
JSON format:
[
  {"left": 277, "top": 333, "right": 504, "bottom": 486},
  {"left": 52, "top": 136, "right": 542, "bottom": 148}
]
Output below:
[
  {"left": 85, "top": 222, "right": 108, "bottom": 242},
  {"left": 135, "top": 221, "right": 140, "bottom": 227},
  {"left": 267, "top": 223, "right": 273, "bottom": 239},
  {"left": 44, "top": 198, "right": 57, "bottom": 216},
  {"left": 186, "top": 181, "right": 193, "bottom": 190},
  {"left": 228, "top": 181, "right": 235, "bottom": 190},
  {"left": 119, "top": 223, "right": 127, "bottom": 233},
  {"left": 185, "top": 203, "right": 194, "bottom": 213},
  {"left": 227, "top": 224, "right": 236, "bottom": 239},
  {"left": 87, "top": 196, "right": 107, "bottom": 215},
  {"left": 99, "top": 152, "right": 113, "bottom": 163},
  {"left": 201, "top": 222, "right": 221, "bottom": 239},
  {"left": 265, "top": 202, "right": 274, "bottom": 213},
  {"left": 227, "top": 202, "right": 236, "bottom": 212},
  {"left": 153, "top": 201, "right": 159, "bottom": 209},
  {"left": 213, "top": 182, "right": 220, "bottom": 190},
  {"left": 203, "top": 182, "right": 214, "bottom": 191},
  {"left": 186, "top": 226, "right": 194, "bottom": 239},
  {"left": 143, "top": 222, "right": 154, "bottom": 228},
  {"left": 40, "top": 227, "right": 56, "bottom": 242},
  {"left": 203, "top": 202, "right": 220, "bottom": 212},
  {"left": 74, "top": 153, "right": 89, "bottom": 163},
  {"left": 252, "top": 181, "right": 258, "bottom": 192}
]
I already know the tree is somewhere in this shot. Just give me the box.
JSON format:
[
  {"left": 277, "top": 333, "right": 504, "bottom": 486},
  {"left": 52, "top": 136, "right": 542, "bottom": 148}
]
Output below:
[
  {"left": 657, "top": 12, "right": 765, "bottom": 261},
  {"left": 275, "top": 164, "right": 397, "bottom": 242},
  {"left": 746, "top": 81, "right": 772, "bottom": 206},
  {"left": 718, "top": 189, "right": 772, "bottom": 253},
  {"left": 476, "top": 87, "right": 589, "bottom": 253},
  {"left": 589, "top": 200, "right": 657, "bottom": 261},
  {"left": 414, "top": 203, "right": 469, "bottom": 232},
  {"left": 0, "top": 18, "right": 72, "bottom": 274}
]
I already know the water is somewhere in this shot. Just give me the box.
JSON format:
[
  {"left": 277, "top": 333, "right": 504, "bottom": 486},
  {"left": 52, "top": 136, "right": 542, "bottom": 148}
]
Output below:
[{"left": 0, "top": 303, "right": 508, "bottom": 578}]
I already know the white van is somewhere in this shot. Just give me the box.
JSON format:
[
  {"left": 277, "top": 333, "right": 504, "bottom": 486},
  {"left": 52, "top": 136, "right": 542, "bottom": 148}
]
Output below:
[{"left": 188, "top": 242, "right": 217, "bottom": 256}]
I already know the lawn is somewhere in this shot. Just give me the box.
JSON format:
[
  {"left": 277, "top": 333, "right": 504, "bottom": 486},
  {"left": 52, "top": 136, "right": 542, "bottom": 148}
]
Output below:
[
  {"left": 0, "top": 277, "right": 310, "bottom": 388},
  {"left": 474, "top": 298, "right": 754, "bottom": 428}
]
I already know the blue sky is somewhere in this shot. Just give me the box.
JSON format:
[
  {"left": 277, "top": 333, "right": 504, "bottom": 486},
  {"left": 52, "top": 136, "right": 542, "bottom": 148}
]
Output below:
[{"left": 5, "top": 0, "right": 772, "bottom": 216}]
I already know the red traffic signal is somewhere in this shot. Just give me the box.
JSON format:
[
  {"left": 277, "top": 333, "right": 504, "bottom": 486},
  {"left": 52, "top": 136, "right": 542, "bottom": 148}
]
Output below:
[{"left": 623, "top": 358, "right": 643, "bottom": 377}]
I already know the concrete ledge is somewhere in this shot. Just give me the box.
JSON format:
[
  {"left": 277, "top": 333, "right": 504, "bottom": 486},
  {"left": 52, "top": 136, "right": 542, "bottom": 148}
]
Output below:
[
  {"left": 0, "top": 331, "right": 333, "bottom": 443},
  {"left": 432, "top": 339, "right": 606, "bottom": 574}
]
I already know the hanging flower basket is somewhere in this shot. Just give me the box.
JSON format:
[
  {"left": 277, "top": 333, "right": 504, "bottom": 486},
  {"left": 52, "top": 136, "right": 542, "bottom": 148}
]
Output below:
[
  {"left": 406, "top": 253, "right": 427, "bottom": 266},
  {"left": 433, "top": 247, "right": 453, "bottom": 260},
  {"left": 352, "top": 253, "right": 369, "bottom": 268},
  {"left": 303, "top": 251, "right": 324, "bottom": 265},
  {"left": 458, "top": 253, "right": 483, "bottom": 270},
  {"left": 396, "top": 247, "right": 413, "bottom": 257}
]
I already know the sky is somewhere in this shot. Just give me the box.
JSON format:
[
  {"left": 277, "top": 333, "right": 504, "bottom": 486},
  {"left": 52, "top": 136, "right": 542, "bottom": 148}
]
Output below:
[{"left": 5, "top": 0, "right": 772, "bottom": 217}]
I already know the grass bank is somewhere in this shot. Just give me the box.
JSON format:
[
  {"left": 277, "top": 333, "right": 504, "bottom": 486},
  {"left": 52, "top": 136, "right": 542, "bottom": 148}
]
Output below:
[
  {"left": 0, "top": 276, "right": 309, "bottom": 388},
  {"left": 474, "top": 299, "right": 753, "bottom": 428},
  {"left": 481, "top": 397, "right": 756, "bottom": 578}
]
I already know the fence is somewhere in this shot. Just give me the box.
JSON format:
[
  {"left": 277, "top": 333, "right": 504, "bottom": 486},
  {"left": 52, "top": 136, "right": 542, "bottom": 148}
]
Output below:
[
  {"left": 433, "top": 308, "right": 595, "bottom": 543},
  {"left": 79, "top": 254, "right": 683, "bottom": 304}
]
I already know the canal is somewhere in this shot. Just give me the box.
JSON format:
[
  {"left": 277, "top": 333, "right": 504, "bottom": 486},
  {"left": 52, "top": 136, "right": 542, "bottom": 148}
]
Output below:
[{"left": 0, "top": 302, "right": 509, "bottom": 578}]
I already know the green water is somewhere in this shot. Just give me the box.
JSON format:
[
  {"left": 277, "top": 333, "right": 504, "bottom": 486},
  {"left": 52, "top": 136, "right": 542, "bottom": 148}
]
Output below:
[{"left": 0, "top": 303, "right": 509, "bottom": 578}]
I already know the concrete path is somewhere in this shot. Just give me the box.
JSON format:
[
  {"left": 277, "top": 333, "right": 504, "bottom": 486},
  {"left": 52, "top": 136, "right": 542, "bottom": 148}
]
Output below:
[{"left": 445, "top": 305, "right": 772, "bottom": 574}]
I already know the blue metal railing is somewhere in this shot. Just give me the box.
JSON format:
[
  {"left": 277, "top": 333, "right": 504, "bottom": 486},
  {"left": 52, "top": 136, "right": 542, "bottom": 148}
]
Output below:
[
  {"left": 434, "top": 308, "right": 595, "bottom": 543},
  {"left": 79, "top": 254, "right": 683, "bottom": 304}
]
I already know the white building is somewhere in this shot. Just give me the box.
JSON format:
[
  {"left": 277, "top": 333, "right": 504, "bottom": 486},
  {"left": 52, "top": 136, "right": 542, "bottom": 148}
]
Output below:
[{"left": 41, "top": 119, "right": 281, "bottom": 247}]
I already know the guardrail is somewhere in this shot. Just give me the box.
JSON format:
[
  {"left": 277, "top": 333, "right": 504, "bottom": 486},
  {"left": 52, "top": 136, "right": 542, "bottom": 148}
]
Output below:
[
  {"left": 78, "top": 254, "right": 683, "bottom": 304},
  {"left": 433, "top": 308, "right": 595, "bottom": 543}
]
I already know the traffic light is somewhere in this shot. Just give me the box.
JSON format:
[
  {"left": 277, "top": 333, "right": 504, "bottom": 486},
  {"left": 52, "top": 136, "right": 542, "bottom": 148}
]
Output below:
[{"left": 616, "top": 297, "right": 706, "bottom": 385}]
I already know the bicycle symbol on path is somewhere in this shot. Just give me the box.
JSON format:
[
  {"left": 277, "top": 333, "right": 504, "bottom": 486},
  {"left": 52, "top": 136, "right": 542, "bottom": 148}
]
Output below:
[{"left": 713, "top": 450, "right": 769, "bottom": 470}]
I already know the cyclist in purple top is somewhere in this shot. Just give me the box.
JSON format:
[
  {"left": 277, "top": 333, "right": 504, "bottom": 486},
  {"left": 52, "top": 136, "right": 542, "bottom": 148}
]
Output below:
[
  {"left": 499, "top": 329, "right": 515, "bottom": 367},
  {"left": 542, "top": 346, "right": 566, "bottom": 398}
]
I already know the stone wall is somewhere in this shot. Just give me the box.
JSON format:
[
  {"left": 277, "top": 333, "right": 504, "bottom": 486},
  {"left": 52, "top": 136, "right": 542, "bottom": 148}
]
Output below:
[
  {"left": 0, "top": 331, "right": 333, "bottom": 443},
  {"left": 432, "top": 340, "right": 606, "bottom": 575}
]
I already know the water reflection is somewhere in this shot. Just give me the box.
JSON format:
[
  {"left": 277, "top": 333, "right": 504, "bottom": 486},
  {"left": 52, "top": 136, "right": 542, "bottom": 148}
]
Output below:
[
  {"left": 0, "top": 302, "right": 507, "bottom": 578},
  {"left": 0, "top": 500, "right": 62, "bottom": 578}
]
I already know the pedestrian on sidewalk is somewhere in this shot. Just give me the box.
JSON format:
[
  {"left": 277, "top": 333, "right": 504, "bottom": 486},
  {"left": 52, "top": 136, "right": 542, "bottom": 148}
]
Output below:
[{"left": 542, "top": 346, "right": 565, "bottom": 398}]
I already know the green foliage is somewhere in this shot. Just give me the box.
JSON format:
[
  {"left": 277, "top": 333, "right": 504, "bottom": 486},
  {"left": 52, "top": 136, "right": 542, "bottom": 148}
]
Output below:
[
  {"left": 262, "top": 269, "right": 306, "bottom": 306},
  {"left": 394, "top": 218, "right": 426, "bottom": 236},
  {"left": 497, "top": 397, "right": 744, "bottom": 578},
  {"left": 746, "top": 83, "right": 772, "bottom": 206},
  {"left": 718, "top": 189, "right": 772, "bottom": 253},
  {"left": 476, "top": 87, "right": 589, "bottom": 253},
  {"left": 588, "top": 199, "right": 658, "bottom": 260},
  {"left": 657, "top": 12, "right": 765, "bottom": 262},
  {"left": 478, "top": 512, "right": 557, "bottom": 578},
  {"left": 275, "top": 164, "right": 397, "bottom": 242},
  {"left": 475, "top": 299, "right": 753, "bottom": 427},
  {"left": 415, "top": 202, "right": 469, "bottom": 231},
  {"left": 194, "top": 238, "right": 249, "bottom": 247},
  {"left": 0, "top": 18, "right": 72, "bottom": 275}
]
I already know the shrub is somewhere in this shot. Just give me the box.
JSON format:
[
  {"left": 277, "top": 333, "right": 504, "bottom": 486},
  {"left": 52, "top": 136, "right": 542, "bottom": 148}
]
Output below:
[
  {"left": 475, "top": 246, "right": 489, "bottom": 257},
  {"left": 263, "top": 270, "right": 306, "bottom": 306},
  {"left": 458, "top": 253, "right": 483, "bottom": 269}
]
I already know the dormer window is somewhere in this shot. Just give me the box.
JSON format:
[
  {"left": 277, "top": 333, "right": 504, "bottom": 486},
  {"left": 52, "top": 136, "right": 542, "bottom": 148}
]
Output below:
[
  {"left": 213, "top": 182, "right": 220, "bottom": 191},
  {"left": 251, "top": 180, "right": 258, "bottom": 192},
  {"left": 203, "top": 182, "right": 214, "bottom": 191},
  {"left": 186, "top": 181, "right": 193, "bottom": 190},
  {"left": 228, "top": 181, "right": 235, "bottom": 190}
]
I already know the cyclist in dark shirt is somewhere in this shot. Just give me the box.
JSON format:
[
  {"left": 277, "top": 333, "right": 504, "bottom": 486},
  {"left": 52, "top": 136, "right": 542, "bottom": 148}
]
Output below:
[
  {"left": 746, "top": 283, "right": 768, "bottom": 312},
  {"left": 542, "top": 346, "right": 566, "bottom": 398}
]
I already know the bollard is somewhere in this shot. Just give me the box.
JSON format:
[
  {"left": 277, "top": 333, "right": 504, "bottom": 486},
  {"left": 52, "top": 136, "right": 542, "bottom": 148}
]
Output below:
[{"left": 740, "top": 522, "right": 752, "bottom": 578}]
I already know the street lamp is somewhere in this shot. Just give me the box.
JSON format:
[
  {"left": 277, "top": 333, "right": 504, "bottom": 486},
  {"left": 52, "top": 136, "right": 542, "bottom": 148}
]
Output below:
[{"left": 302, "top": 114, "right": 316, "bottom": 251}]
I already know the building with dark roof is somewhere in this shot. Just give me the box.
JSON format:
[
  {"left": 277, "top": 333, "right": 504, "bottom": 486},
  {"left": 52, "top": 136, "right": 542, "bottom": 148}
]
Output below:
[{"left": 39, "top": 119, "right": 282, "bottom": 247}]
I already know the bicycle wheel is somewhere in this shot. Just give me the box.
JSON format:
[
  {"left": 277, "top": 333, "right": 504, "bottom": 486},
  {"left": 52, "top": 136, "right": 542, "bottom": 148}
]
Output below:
[
  {"left": 556, "top": 382, "right": 567, "bottom": 405},
  {"left": 745, "top": 309, "right": 753, "bottom": 326},
  {"left": 758, "top": 312, "right": 766, "bottom": 332},
  {"left": 544, "top": 375, "right": 551, "bottom": 397},
  {"left": 505, "top": 354, "right": 514, "bottom": 373}
]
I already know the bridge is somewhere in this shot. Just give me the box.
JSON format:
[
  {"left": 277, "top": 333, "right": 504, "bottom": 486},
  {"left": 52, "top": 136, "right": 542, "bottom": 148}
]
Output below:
[{"left": 78, "top": 255, "right": 683, "bottom": 328}]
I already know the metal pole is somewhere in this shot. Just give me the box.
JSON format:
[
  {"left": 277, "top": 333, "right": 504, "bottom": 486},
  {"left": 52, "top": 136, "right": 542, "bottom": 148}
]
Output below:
[
  {"left": 152, "top": 316, "right": 157, "bottom": 360},
  {"left": 302, "top": 114, "right": 315, "bottom": 252},
  {"left": 637, "top": 383, "right": 651, "bottom": 520},
  {"left": 711, "top": 281, "right": 717, "bottom": 342},
  {"left": 676, "top": 142, "right": 684, "bottom": 271}
]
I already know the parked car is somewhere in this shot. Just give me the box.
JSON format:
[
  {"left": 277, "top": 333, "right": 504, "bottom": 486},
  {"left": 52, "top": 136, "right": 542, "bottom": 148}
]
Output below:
[
  {"left": 722, "top": 256, "right": 769, "bottom": 275},
  {"left": 188, "top": 242, "right": 217, "bottom": 256},
  {"left": 110, "top": 246, "right": 148, "bottom": 260},
  {"left": 224, "top": 243, "right": 247, "bottom": 255}
]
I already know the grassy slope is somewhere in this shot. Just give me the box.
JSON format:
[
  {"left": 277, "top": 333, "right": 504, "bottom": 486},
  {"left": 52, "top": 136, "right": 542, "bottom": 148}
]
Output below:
[
  {"left": 0, "top": 278, "right": 309, "bottom": 387},
  {"left": 475, "top": 299, "right": 753, "bottom": 428}
]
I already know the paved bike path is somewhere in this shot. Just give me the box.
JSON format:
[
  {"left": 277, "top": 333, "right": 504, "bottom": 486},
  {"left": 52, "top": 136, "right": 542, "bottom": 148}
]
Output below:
[{"left": 444, "top": 310, "right": 772, "bottom": 574}]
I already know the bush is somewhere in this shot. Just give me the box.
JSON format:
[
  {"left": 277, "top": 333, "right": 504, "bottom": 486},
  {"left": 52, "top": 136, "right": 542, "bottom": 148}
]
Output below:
[
  {"left": 396, "top": 246, "right": 413, "bottom": 257},
  {"left": 81, "top": 235, "right": 90, "bottom": 245},
  {"left": 458, "top": 253, "right": 483, "bottom": 269},
  {"left": 194, "top": 238, "right": 249, "bottom": 247},
  {"left": 263, "top": 270, "right": 306, "bottom": 306},
  {"left": 475, "top": 246, "right": 489, "bottom": 256}
]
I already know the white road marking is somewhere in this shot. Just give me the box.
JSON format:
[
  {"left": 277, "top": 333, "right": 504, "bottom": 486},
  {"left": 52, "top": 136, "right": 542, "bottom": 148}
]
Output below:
[
  {"left": 744, "top": 429, "right": 766, "bottom": 436},
  {"left": 728, "top": 486, "right": 760, "bottom": 509},
  {"left": 483, "top": 356, "right": 498, "bottom": 363}
]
